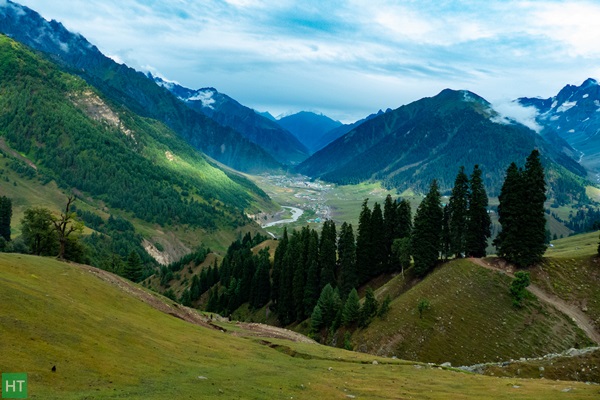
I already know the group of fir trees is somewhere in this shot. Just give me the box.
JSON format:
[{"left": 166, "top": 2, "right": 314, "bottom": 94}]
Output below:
[
  {"left": 412, "top": 165, "right": 492, "bottom": 276},
  {"left": 495, "top": 150, "right": 547, "bottom": 267},
  {"left": 205, "top": 233, "right": 271, "bottom": 316},
  {"left": 356, "top": 196, "right": 413, "bottom": 284}
]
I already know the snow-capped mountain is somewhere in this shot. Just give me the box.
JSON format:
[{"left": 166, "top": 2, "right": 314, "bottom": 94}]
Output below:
[
  {"left": 153, "top": 76, "right": 309, "bottom": 165},
  {"left": 519, "top": 78, "right": 600, "bottom": 176}
]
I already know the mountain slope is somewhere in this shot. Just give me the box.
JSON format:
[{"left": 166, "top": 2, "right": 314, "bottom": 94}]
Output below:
[
  {"left": 351, "top": 259, "right": 593, "bottom": 366},
  {"left": 519, "top": 78, "right": 600, "bottom": 178},
  {"left": 0, "top": 35, "right": 272, "bottom": 259},
  {"left": 153, "top": 76, "right": 309, "bottom": 165},
  {"left": 313, "top": 109, "right": 387, "bottom": 153},
  {"left": 1, "top": 253, "right": 595, "bottom": 399},
  {"left": 276, "top": 111, "right": 342, "bottom": 154},
  {"left": 297, "top": 89, "right": 587, "bottom": 198},
  {"left": 0, "top": 0, "right": 280, "bottom": 173}
]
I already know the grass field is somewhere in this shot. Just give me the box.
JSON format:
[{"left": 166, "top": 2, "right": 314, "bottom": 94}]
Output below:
[
  {"left": 352, "top": 259, "right": 593, "bottom": 366},
  {"left": 1, "top": 253, "right": 598, "bottom": 399}
]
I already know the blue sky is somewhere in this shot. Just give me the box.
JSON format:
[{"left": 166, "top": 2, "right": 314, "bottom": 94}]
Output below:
[{"left": 16, "top": 0, "right": 600, "bottom": 122}]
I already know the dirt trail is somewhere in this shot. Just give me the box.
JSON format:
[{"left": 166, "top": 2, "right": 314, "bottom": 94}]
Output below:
[
  {"left": 73, "top": 262, "right": 315, "bottom": 344},
  {"left": 470, "top": 258, "right": 600, "bottom": 344}
]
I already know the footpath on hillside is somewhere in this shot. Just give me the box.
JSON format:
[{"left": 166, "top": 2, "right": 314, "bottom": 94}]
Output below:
[{"left": 470, "top": 258, "right": 600, "bottom": 345}]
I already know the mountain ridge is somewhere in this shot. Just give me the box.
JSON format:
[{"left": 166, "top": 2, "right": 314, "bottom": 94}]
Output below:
[
  {"left": 0, "top": 0, "right": 281, "bottom": 173},
  {"left": 153, "top": 75, "right": 309, "bottom": 165}
]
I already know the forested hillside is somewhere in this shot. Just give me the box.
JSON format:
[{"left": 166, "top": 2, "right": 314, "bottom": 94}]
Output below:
[
  {"left": 0, "top": 1, "right": 281, "bottom": 173},
  {"left": 297, "top": 89, "right": 588, "bottom": 202},
  {"left": 0, "top": 35, "right": 272, "bottom": 271}
]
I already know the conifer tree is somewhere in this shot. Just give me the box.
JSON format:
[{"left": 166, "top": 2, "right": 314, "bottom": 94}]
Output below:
[
  {"left": 359, "top": 287, "right": 379, "bottom": 327},
  {"left": 319, "top": 220, "right": 337, "bottom": 289},
  {"left": 342, "top": 288, "right": 361, "bottom": 326},
  {"left": 304, "top": 230, "right": 321, "bottom": 316},
  {"left": 383, "top": 194, "right": 398, "bottom": 266},
  {"left": 495, "top": 162, "right": 523, "bottom": 263},
  {"left": 292, "top": 229, "right": 308, "bottom": 321},
  {"left": 440, "top": 205, "right": 451, "bottom": 261},
  {"left": 370, "top": 202, "right": 386, "bottom": 275},
  {"left": 0, "top": 195, "right": 12, "bottom": 242},
  {"left": 250, "top": 248, "right": 271, "bottom": 309},
  {"left": 124, "top": 250, "right": 143, "bottom": 282},
  {"left": 271, "top": 228, "right": 288, "bottom": 305},
  {"left": 448, "top": 166, "right": 469, "bottom": 258},
  {"left": 391, "top": 237, "right": 411, "bottom": 276},
  {"left": 411, "top": 180, "right": 443, "bottom": 277},
  {"left": 356, "top": 199, "right": 373, "bottom": 284},
  {"left": 521, "top": 150, "right": 547, "bottom": 265},
  {"left": 496, "top": 150, "right": 547, "bottom": 267},
  {"left": 338, "top": 222, "right": 357, "bottom": 298},
  {"left": 465, "top": 165, "right": 491, "bottom": 257},
  {"left": 396, "top": 199, "right": 413, "bottom": 239}
]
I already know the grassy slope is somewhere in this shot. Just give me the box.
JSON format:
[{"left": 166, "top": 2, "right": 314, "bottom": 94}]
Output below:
[
  {"left": 1, "top": 254, "right": 596, "bottom": 399},
  {"left": 531, "top": 231, "right": 600, "bottom": 332},
  {"left": 352, "top": 259, "right": 593, "bottom": 366}
]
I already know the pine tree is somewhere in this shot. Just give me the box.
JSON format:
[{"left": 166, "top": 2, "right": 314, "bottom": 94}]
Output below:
[
  {"left": 338, "top": 222, "right": 357, "bottom": 298},
  {"left": 383, "top": 194, "right": 398, "bottom": 268},
  {"left": 411, "top": 180, "right": 443, "bottom": 277},
  {"left": 0, "top": 195, "right": 12, "bottom": 242},
  {"left": 440, "top": 205, "right": 451, "bottom": 261},
  {"left": 496, "top": 151, "right": 547, "bottom": 267},
  {"left": 292, "top": 229, "right": 308, "bottom": 321},
  {"left": 495, "top": 162, "right": 523, "bottom": 263},
  {"left": 271, "top": 228, "right": 288, "bottom": 305},
  {"left": 342, "top": 288, "right": 361, "bottom": 326},
  {"left": 356, "top": 199, "right": 373, "bottom": 284},
  {"left": 465, "top": 165, "right": 492, "bottom": 257},
  {"left": 250, "top": 248, "right": 271, "bottom": 309},
  {"left": 124, "top": 250, "right": 143, "bottom": 282},
  {"left": 521, "top": 150, "right": 547, "bottom": 266},
  {"left": 304, "top": 230, "right": 321, "bottom": 317},
  {"left": 319, "top": 220, "right": 337, "bottom": 289},
  {"left": 448, "top": 166, "right": 469, "bottom": 258},
  {"left": 396, "top": 199, "right": 412, "bottom": 239},
  {"left": 391, "top": 237, "right": 411, "bottom": 276},
  {"left": 359, "top": 287, "right": 378, "bottom": 327},
  {"left": 370, "top": 202, "right": 386, "bottom": 276}
]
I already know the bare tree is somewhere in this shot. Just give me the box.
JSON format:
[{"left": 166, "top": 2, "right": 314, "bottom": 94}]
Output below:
[{"left": 52, "top": 195, "right": 83, "bottom": 260}]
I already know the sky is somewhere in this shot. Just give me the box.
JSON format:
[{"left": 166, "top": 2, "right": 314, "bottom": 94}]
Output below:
[{"left": 15, "top": 0, "right": 600, "bottom": 123}]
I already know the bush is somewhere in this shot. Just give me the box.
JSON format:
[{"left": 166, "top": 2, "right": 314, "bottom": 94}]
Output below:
[{"left": 509, "top": 271, "right": 531, "bottom": 308}]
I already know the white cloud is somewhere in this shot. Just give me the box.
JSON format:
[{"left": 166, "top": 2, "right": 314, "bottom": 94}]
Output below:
[{"left": 491, "top": 100, "right": 543, "bottom": 133}]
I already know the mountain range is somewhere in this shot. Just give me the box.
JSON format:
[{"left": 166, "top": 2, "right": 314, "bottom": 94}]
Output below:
[
  {"left": 152, "top": 76, "right": 309, "bottom": 165},
  {"left": 519, "top": 78, "right": 600, "bottom": 180},
  {"left": 1, "top": 0, "right": 598, "bottom": 207},
  {"left": 297, "top": 89, "right": 588, "bottom": 201},
  {"left": 0, "top": 0, "right": 280, "bottom": 173}
]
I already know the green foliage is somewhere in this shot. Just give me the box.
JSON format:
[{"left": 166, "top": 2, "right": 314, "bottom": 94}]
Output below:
[
  {"left": 509, "top": 271, "right": 531, "bottom": 308},
  {"left": 448, "top": 166, "right": 469, "bottom": 258},
  {"left": 341, "top": 288, "right": 361, "bottom": 326},
  {"left": 338, "top": 222, "right": 357, "bottom": 298},
  {"left": 417, "top": 298, "right": 431, "bottom": 319},
  {"left": 124, "top": 250, "right": 143, "bottom": 283},
  {"left": 496, "top": 151, "right": 547, "bottom": 267},
  {"left": 465, "top": 165, "right": 492, "bottom": 257},
  {"left": 318, "top": 220, "right": 337, "bottom": 290},
  {"left": 0, "top": 36, "right": 265, "bottom": 235},
  {"left": 0, "top": 195, "right": 12, "bottom": 241},
  {"left": 378, "top": 294, "right": 392, "bottom": 319},
  {"left": 359, "top": 287, "right": 379, "bottom": 327},
  {"left": 411, "top": 180, "right": 443, "bottom": 277},
  {"left": 312, "top": 284, "right": 342, "bottom": 333},
  {"left": 391, "top": 237, "right": 411, "bottom": 275},
  {"left": 20, "top": 207, "right": 58, "bottom": 256},
  {"left": 356, "top": 199, "right": 373, "bottom": 284}
]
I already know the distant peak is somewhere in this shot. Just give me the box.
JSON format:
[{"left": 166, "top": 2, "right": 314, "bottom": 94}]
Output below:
[{"left": 582, "top": 78, "right": 598, "bottom": 88}]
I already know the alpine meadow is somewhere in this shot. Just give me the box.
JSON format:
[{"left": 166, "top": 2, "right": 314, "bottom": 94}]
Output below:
[{"left": 1, "top": 1, "right": 600, "bottom": 399}]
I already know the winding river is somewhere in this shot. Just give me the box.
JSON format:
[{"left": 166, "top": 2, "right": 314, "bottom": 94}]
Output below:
[{"left": 261, "top": 206, "right": 304, "bottom": 228}]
